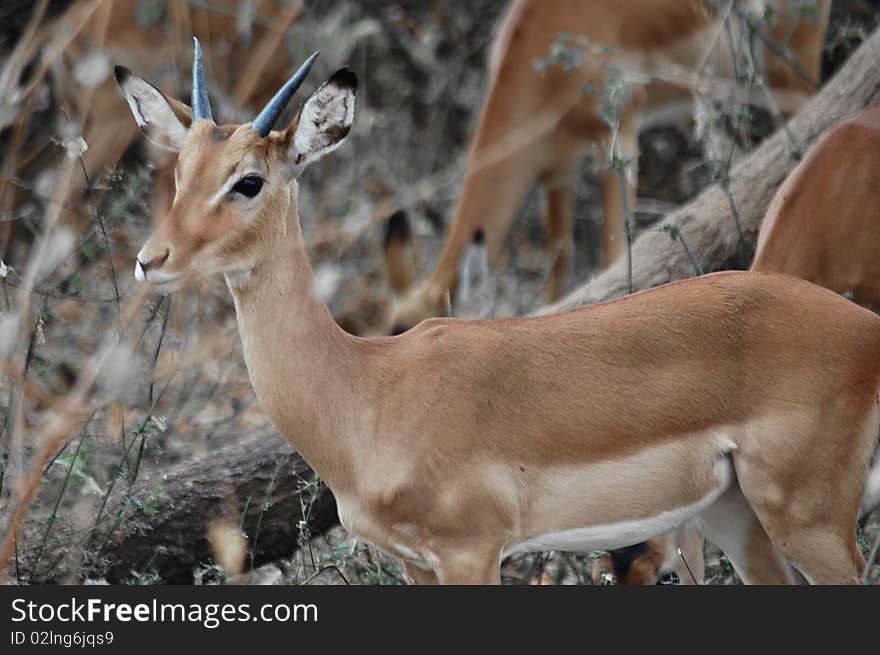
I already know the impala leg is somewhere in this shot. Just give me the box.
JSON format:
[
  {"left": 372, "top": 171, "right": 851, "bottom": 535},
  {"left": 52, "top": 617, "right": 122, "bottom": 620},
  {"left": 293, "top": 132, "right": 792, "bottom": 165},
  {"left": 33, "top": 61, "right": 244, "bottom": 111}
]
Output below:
[
  {"left": 695, "top": 483, "right": 797, "bottom": 585},
  {"left": 734, "top": 480, "right": 865, "bottom": 585},
  {"left": 403, "top": 562, "right": 440, "bottom": 586},
  {"left": 744, "top": 516, "right": 863, "bottom": 586},
  {"left": 674, "top": 525, "right": 706, "bottom": 585},
  {"left": 544, "top": 182, "right": 574, "bottom": 302},
  {"left": 600, "top": 170, "right": 624, "bottom": 269},
  {"left": 432, "top": 548, "right": 502, "bottom": 585},
  {"left": 732, "top": 412, "right": 875, "bottom": 585},
  {"left": 599, "top": 113, "right": 639, "bottom": 269}
]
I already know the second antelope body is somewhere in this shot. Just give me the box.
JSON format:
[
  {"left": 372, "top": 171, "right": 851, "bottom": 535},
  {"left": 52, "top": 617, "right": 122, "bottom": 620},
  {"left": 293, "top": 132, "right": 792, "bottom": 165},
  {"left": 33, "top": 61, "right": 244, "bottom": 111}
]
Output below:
[{"left": 119, "top": 44, "right": 880, "bottom": 585}]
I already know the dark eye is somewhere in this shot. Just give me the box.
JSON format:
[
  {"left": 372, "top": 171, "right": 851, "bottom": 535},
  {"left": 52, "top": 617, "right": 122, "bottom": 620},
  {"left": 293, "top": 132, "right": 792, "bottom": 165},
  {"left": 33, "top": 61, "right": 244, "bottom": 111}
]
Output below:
[{"left": 232, "top": 176, "right": 263, "bottom": 198}]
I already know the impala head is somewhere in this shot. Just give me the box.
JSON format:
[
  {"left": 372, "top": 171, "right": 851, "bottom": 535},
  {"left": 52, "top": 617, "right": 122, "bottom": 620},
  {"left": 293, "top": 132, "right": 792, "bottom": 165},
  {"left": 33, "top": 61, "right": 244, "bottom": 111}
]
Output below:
[{"left": 116, "top": 38, "right": 356, "bottom": 288}]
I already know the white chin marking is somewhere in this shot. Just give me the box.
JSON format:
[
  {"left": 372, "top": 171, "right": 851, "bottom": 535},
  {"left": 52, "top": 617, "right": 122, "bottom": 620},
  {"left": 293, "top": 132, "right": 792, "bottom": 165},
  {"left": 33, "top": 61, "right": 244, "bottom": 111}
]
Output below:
[
  {"left": 134, "top": 261, "right": 145, "bottom": 282},
  {"left": 143, "top": 269, "right": 180, "bottom": 285}
]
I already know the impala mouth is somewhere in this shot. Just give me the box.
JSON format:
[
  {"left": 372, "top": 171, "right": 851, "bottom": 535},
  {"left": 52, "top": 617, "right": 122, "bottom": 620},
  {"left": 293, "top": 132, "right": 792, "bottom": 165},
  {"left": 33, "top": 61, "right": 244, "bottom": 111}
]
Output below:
[{"left": 134, "top": 261, "right": 183, "bottom": 288}]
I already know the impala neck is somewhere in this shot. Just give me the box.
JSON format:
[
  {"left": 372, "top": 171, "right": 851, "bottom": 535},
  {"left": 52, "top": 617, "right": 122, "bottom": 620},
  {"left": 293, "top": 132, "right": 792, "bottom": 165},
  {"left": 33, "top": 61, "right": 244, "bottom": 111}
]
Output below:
[{"left": 225, "top": 185, "right": 364, "bottom": 492}]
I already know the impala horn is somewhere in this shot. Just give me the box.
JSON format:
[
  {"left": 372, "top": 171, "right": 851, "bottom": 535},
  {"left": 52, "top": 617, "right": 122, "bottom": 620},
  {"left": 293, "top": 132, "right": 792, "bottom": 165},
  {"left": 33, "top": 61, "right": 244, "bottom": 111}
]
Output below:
[
  {"left": 252, "top": 51, "right": 320, "bottom": 137},
  {"left": 191, "top": 37, "right": 213, "bottom": 121}
]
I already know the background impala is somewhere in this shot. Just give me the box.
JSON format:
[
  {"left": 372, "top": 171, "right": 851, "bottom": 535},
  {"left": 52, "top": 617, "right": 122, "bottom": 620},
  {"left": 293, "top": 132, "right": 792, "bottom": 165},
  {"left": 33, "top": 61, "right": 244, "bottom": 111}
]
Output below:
[{"left": 383, "top": 0, "right": 831, "bottom": 335}]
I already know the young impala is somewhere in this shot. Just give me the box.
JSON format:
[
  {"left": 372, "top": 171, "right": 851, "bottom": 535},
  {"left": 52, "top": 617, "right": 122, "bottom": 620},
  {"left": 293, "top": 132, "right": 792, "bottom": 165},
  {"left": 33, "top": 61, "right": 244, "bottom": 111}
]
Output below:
[
  {"left": 384, "top": 0, "right": 831, "bottom": 334},
  {"left": 119, "top": 41, "right": 879, "bottom": 584}
]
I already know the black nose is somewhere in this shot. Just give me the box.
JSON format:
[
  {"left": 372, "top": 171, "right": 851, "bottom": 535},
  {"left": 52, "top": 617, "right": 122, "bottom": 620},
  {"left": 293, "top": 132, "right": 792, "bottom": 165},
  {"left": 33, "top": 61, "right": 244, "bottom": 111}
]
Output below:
[
  {"left": 390, "top": 324, "right": 408, "bottom": 336},
  {"left": 138, "top": 249, "right": 170, "bottom": 272}
]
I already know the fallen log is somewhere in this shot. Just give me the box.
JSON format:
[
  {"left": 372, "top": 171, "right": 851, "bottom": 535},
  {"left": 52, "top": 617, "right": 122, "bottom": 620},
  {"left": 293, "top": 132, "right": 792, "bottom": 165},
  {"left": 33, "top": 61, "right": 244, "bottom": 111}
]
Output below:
[{"left": 15, "top": 432, "right": 338, "bottom": 584}]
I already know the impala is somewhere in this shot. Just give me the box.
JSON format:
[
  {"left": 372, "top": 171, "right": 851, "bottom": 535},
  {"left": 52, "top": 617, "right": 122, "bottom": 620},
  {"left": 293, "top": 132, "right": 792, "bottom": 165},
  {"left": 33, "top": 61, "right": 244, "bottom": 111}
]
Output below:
[
  {"left": 119, "top": 41, "right": 878, "bottom": 585},
  {"left": 752, "top": 105, "right": 880, "bottom": 310},
  {"left": 599, "top": 106, "right": 880, "bottom": 585},
  {"left": 384, "top": 0, "right": 831, "bottom": 334}
]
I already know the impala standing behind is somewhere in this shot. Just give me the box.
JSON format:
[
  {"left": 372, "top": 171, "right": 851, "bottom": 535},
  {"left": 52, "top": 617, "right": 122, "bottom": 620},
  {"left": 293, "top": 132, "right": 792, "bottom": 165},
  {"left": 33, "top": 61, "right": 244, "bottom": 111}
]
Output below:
[{"left": 384, "top": 0, "right": 831, "bottom": 334}]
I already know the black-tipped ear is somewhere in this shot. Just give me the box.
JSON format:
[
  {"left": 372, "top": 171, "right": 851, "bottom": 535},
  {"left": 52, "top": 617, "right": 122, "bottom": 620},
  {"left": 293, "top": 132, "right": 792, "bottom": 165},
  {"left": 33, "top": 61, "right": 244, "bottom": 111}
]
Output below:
[
  {"left": 328, "top": 67, "right": 358, "bottom": 93},
  {"left": 114, "top": 65, "right": 130, "bottom": 85},
  {"left": 384, "top": 210, "right": 411, "bottom": 248},
  {"left": 280, "top": 67, "right": 356, "bottom": 177}
]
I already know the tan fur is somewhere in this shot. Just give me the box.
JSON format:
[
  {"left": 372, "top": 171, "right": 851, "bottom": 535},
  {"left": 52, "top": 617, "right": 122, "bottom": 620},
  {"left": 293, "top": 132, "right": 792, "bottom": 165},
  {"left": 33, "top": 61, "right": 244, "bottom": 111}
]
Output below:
[
  {"left": 125, "top": 50, "right": 876, "bottom": 585},
  {"left": 385, "top": 0, "right": 831, "bottom": 333},
  {"left": 753, "top": 105, "right": 880, "bottom": 310}
]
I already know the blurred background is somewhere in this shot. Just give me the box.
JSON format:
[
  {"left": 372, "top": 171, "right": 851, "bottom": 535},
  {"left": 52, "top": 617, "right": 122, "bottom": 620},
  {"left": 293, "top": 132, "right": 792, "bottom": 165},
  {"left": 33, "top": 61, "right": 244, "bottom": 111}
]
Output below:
[{"left": 1, "top": 0, "right": 879, "bottom": 585}]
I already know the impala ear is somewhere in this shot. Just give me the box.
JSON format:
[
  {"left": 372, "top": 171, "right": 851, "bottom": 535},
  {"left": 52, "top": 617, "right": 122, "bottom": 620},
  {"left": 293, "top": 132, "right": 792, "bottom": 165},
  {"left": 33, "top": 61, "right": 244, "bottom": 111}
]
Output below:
[
  {"left": 278, "top": 67, "right": 357, "bottom": 178},
  {"left": 115, "top": 66, "right": 192, "bottom": 152}
]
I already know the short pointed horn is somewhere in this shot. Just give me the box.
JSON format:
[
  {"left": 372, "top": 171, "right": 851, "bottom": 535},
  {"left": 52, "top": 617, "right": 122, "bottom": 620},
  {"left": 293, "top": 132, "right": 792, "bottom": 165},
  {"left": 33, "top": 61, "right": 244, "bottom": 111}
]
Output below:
[
  {"left": 191, "top": 37, "right": 213, "bottom": 122},
  {"left": 252, "top": 51, "right": 320, "bottom": 137}
]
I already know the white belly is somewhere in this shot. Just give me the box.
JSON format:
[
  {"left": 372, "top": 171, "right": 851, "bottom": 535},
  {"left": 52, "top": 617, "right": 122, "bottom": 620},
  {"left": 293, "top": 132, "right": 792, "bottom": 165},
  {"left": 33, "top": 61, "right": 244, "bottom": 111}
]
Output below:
[{"left": 504, "top": 454, "right": 734, "bottom": 557}]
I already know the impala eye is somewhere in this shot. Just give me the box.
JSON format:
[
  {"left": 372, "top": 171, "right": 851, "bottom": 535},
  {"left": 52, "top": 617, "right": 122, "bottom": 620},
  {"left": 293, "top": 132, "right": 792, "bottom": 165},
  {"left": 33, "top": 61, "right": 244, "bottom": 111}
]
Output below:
[{"left": 232, "top": 176, "right": 264, "bottom": 198}]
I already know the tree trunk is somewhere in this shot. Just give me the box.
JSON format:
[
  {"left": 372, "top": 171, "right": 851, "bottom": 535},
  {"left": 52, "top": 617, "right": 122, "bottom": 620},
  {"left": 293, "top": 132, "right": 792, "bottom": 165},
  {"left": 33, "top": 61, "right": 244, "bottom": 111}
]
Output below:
[
  {"left": 15, "top": 433, "right": 338, "bottom": 584},
  {"left": 542, "top": 27, "right": 880, "bottom": 313}
]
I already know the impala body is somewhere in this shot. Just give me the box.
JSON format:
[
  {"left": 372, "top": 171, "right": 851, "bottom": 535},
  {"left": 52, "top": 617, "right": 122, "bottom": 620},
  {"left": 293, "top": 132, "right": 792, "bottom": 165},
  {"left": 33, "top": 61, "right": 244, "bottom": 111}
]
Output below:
[
  {"left": 119, "top": 41, "right": 877, "bottom": 584},
  {"left": 753, "top": 105, "right": 880, "bottom": 310},
  {"left": 384, "top": 0, "right": 831, "bottom": 334}
]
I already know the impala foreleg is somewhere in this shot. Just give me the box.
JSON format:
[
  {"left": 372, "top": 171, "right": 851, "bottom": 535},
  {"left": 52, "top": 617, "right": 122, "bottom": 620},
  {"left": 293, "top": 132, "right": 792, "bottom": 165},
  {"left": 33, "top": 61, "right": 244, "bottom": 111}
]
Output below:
[
  {"left": 544, "top": 183, "right": 574, "bottom": 302},
  {"left": 403, "top": 562, "right": 440, "bottom": 585},
  {"left": 600, "top": 112, "right": 639, "bottom": 269},
  {"left": 400, "top": 545, "right": 501, "bottom": 585}
]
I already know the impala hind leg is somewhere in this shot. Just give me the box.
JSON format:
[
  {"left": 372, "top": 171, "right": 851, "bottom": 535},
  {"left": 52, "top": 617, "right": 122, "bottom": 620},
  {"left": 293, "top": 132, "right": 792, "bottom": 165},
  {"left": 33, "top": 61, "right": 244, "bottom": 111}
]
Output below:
[
  {"left": 732, "top": 411, "right": 876, "bottom": 585},
  {"left": 695, "top": 484, "right": 797, "bottom": 584},
  {"left": 544, "top": 183, "right": 574, "bottom": 302},
  {"left": 674, "top": 524, "right": 706, "bottom": 585},
  {"left": 734, "top": 466, "right": 865, "bottom": 584},
  {"left": 737, "top": 502, "right": 864, "bottom": 585}
]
